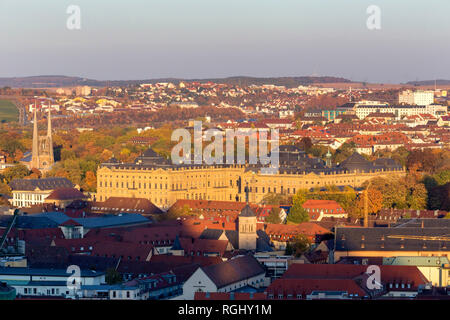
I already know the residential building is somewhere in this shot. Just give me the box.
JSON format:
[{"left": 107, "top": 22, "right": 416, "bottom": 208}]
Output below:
[
  {"left": 9, "top": 177, "right": 74, "bottom": 208},
  {"left": 180, "top": 255, "right": 268, "bottom": 300},
  {"left": 302, "top": 199, "right": 347, "bottom": 221},
  {"left": 334, "top": 222, "right": 450, "bottom": 262},
  {"left": 383, "top": 256, "right": 450, "bottom": 287},
  {"left": 278, "top": 263, "right": 429, "bottom": 299},
  {"left": 399, "top": 90, "right": 434, "bottom": 106},
  {"left": 0, "top": 267, "right": 105, "bottom": 299},
  {"left": 44, "top": 187, "right": 87, "bottom": 208}
]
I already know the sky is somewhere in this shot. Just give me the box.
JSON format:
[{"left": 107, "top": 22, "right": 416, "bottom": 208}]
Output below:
[{"left": 1, "top": 0, "right": 449, "bottom": 83}]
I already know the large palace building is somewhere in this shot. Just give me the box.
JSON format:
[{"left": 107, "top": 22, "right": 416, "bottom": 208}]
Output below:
[{"left": 96, "top": 146, "right": 405, "bottom": 210}]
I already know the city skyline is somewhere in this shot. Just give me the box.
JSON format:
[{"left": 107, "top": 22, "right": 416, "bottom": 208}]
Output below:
[
  {"left": 0, "top": 0, "right": 449, "bottom": 306},
  {"left": 1, "top": 0, "right": 450, "bottom": 83}
]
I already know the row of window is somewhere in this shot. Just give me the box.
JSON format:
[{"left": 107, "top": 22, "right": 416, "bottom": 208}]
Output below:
[{"left": 23, "top": 287, "right": 68, "bottom": 295}]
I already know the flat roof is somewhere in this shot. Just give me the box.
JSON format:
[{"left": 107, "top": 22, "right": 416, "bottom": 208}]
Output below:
[{"left": 0, "top": 267, "right": 105, "bottom": 277}]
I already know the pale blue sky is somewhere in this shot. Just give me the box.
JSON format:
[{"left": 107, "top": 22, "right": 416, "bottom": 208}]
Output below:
[{"left": 1, "top": 0, "right": 449, "bottom": 83}]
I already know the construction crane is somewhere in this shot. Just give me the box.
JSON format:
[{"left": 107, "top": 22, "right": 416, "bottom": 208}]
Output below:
[{"left": 0, "top": 209, "right": 20, "bottom": 257}]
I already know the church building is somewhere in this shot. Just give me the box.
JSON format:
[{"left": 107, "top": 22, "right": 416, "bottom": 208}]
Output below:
[
  {"left": 29, "top": 108, "right": 54, "bottom": 172},
  {"left": 238, "top": 204, "right": 257, "bottom": 251}
]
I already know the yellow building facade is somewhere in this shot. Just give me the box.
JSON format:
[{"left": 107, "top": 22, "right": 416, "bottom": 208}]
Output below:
[{"left": 96, "top": 155, "right": 405, "bottom": 209}]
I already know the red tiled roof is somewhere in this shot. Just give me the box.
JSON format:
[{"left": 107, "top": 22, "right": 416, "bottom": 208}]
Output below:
[
  {"left": 150, "top": 254, "right": 222, "bottom": 268},
  {"left": 46, "top": 188, "right": 87, "bottom": 201},
  {"left": 59, "top": 219, "right": 83, "bottom": 227},
  {"left": 84, "top": 225, "right": 180, "bottom": 246},
  {"left": 267, "top": 278, "right": 366, "bottom": 298},
  {"left": 302, "top": 200, "right": 345, "bottom": 219},
  {"left": 178, "top": 237, "right": 228, "bottom": 256},
  {"left": 92, "top": 197, "right": 162, "bottom": 215},
  {"left": 91, "top": 241, "right": 153, "bottom": 261},
  {"left": 302, "top": 199, "right": 344, "bottom": 211},
  {"left": 195, "top": 292, "right": 267, "bottom": 300},
  {"left": 282, "top": 264, "right": 429, "bottom": 289},
  {"left": 265, "top": 223, "right": 330, "bottom": 242}
]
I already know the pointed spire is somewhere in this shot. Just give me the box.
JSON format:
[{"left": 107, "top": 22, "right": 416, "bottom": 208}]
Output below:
[
  {"left": 31, "top": 101, "right": 39, "bottom": 168},
  {"left": 47, "top": 107, "right": 54, "bottom": 164},
  {"left": 171, "top": 235, "right": 183, "bottom": 251},
  {"left": 47, "top": 106, "right": 52, "bottom": 137}
]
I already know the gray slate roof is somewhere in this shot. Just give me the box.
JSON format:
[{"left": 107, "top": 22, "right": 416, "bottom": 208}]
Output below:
[
  {"left": 9, "top": 177, "right": 74, "bottom": 191},
  {"left": 201, "top": 255, "right": 265, "bottom": 289},
  {"left": 239, "top": 205, "right": 256, "bottom": 217},
  {"left": 0, "top": 267, "right": 104, "bottom": 277},
  {"left": 12, "top": 212, "right": 150, "bottom": 230},
  {"left": 199, "top": 229, "right": 272, "bottom": 252},
  {"left": 335, "top": 227, "right": 450, "bottom": 252},
  {"left": 0, "top": 215, "right": 59, "bottom": 229}
]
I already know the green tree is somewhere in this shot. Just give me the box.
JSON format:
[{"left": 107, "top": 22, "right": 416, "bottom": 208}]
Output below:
[
  {"left": 105, "top": 268, "right": 122, "bottom": 285},
  {"left": 3, "top": 164, "right": 29, "bottom": 183},
  {"left": 162, "top": 204, "right": 195, "bottom": 220},
  {"left": 285, "top": 234, "right": 311, "bottom": 257},
  {"left": 333, "top": 142, "right": 356, "bottom": 164},
  {"left": 292, "top": 189, "right": 308, "bottom": 206},
  {"left": 287, "top": 192, "right": 310, "bottom": 224},
  {"left": 265, "top": 207, "right": 282, "bottom": 224},
  {"left": 261, "top": 193, "right": 289, "bottom": 206}
]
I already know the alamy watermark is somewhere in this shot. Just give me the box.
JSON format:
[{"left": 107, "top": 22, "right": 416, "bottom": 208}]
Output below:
[
  {"left": 66, "top": 5, "right": 81, "bottom": 30},
  {"left": 366, "top": 265, "right": 382, "bottom": 290},
  {"left": 171, "top": 121, "right": 279, "bottom": 174},
  {"left": 366, "top": 5, "right": 381, "bottom": 30},
  {"left": 66, "top": 264, "right": 81, "bottom": 290}
]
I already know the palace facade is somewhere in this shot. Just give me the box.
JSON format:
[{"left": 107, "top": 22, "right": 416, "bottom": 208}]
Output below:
[{"left": 96, "top": 146, "right": 405, "bottom": 210}]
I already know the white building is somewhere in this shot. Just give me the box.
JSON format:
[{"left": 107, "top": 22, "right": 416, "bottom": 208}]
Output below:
[
  {"left": 355, "top": 104, "right": 447, "bottom": 120},
  {"left": 0, "top": 267, "right": 105, "bottom": 299},
  {"left": 383, "top": 256, "right": 450, "bottom": 287},
  {"left": 80, "top": 285, "right": 143, "bottom": 300},
  {"left": 9, "top": 177, "right": 74, "bottom": 208},
  {"left": 180, "top": 255, "right": 268, "bottom": 300},
  {"left": 399, "top": 90, "right": 434, "bottom": 106}
]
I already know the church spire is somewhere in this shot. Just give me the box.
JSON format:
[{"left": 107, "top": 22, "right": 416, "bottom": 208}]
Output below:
[
  {"left": 30, "top": 102, "right": 54, "bottom": 171},
  {"left": 47, "top": 107, "right": 54, "bottom": 161},
  {"left": 47, "top": 106, "right": 52, "bottom": 137},
  {"left": 31, "top": 101, "right": 39, "bottom": 168}
]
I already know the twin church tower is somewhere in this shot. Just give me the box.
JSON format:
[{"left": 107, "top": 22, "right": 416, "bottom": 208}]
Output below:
[{"left": 31, "top": 107, "right": 54, "bottom": 171}]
